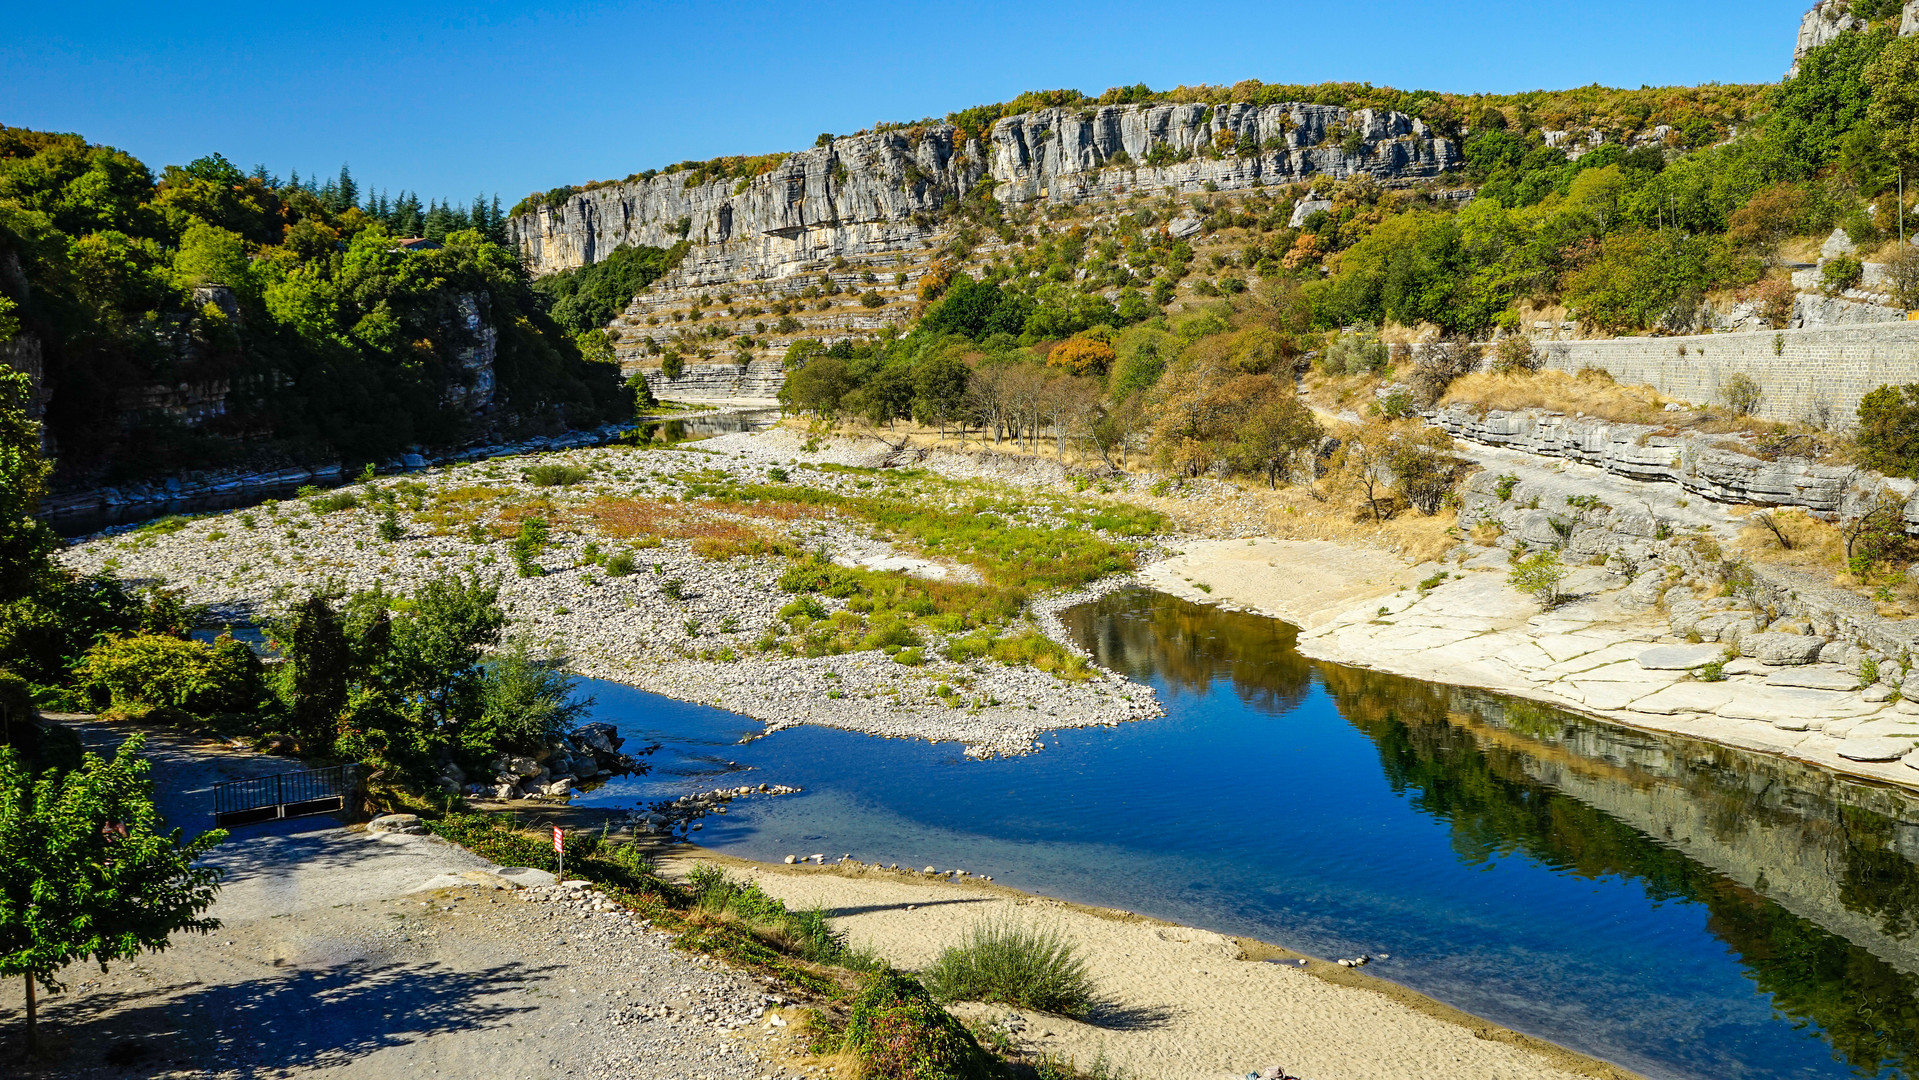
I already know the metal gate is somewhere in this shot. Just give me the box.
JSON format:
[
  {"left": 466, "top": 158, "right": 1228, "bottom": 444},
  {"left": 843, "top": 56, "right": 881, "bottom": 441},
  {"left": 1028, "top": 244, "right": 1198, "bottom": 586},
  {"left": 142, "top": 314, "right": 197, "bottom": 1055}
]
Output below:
[{"left": 212, "top": 764, "right": 359, "bottom": 827}]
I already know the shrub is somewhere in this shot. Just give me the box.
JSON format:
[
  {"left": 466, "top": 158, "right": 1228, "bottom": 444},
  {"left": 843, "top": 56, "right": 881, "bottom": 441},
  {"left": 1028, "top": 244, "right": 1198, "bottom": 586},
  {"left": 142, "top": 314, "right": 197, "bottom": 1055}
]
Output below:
[
  {"left": 778, "top": 556, "right": 864, "bottom": 598},
  {"left": 924, "top": 918, "right": 1099, "bottom": 1017},
  {"left": 604, "top": 550, "right": 637, "bottom": 576},
  {"left": 1320, "top": 331, "right": 1387, "bottom": 375},
  {"left": 74, "top": 633, "right": 264, "bottom": 717},
  {"left": 1490, "top": 336, "right": 1540, "bottom": 374},
  {"left": 525, "top": 463, "right": 592, "bottom": 487},
  {"left": 1857, "top": 383, "right": 1919, "bottom": 478},
  {"left": 1509, "top": 549, "right": 1568, "bottom": 609},
  {"left": 860, "top": 289, "right": 887, "bottom": 308},
  {"left": 377, "top": 508, "right": 404, "bottom": 542},
  {"left": 661, "top": 353, "right": 685, "bottom": 378},
  {"left": 661, "top": 577, "right": 685, "bottom": 601},
  {"left": 1720, "top": 372, "right": 1764, "bottom": 417},
  {"left": 841, "top": 971, "right": 998, "bottom": 1080},
  {"left": 1821, "top": 255, "right": 1864, "bottom": 295},
  {"left": 308, "top": 490, "right": 361, "bottom": 513},
  {"left": 512, "top": 516, "right": 550, "bottom": 577}
]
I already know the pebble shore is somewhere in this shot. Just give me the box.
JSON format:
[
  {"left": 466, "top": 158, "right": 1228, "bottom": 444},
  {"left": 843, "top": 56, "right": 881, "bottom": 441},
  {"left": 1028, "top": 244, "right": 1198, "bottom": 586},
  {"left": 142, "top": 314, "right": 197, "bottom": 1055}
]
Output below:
[{"left": 62, "top": 428, "right": 1170, "bottom": 756}]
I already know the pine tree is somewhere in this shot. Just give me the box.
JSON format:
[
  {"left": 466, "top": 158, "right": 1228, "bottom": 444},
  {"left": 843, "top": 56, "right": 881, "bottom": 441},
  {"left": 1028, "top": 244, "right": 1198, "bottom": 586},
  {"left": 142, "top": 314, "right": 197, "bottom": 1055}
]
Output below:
[
  {"left": 336, "top": 163, "right": 359, "bottom": 212},
  {"left": 423, "top": 200, "right": 453, "bottom": 243},
  {"left": 488, "top": 195, "right": 505, "bottom": 243},
  {"left": 0, "top": 737, "right": 225, "bottom": 1054},
  {"left": 284, "top": 595, "right": 350, "bottom": 751}
]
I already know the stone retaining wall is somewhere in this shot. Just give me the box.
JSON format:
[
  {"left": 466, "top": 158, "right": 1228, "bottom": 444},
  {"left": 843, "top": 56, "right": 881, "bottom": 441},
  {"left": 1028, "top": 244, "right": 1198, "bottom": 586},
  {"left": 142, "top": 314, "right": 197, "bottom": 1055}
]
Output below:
[{"left": 1538, "top": 322, "right": 1919, "bottom": 423}]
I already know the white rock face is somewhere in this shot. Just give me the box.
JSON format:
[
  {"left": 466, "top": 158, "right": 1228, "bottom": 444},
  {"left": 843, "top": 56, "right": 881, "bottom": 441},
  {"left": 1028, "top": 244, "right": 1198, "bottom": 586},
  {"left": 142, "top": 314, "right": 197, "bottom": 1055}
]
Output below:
[{"left": 508, "top": 101, "right": 1460, "bottom": 279}]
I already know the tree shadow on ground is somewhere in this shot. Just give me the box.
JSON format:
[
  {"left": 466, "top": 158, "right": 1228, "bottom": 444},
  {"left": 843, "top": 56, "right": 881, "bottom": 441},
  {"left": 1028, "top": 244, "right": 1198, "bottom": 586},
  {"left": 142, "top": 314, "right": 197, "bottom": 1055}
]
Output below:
[
  {"left": 11, "top": 958, "right": 554, "bottom": 1076},
  {"left": 1082, "top": 999, "right": 1175, "bottom": 1031}
]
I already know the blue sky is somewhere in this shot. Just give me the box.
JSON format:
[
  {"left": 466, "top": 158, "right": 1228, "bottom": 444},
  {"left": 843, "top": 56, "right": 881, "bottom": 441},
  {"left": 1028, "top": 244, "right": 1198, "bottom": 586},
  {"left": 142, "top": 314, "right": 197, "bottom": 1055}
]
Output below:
[{"left": 5, "top": 1, "right": 1810, "bottom": 206}]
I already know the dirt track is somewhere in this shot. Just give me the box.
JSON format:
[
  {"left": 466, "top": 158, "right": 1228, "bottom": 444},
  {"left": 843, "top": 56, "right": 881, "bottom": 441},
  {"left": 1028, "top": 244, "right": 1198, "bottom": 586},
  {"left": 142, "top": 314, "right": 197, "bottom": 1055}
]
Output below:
[{"left": 5, "top": 720, "right": 794, "bottom": 1080}]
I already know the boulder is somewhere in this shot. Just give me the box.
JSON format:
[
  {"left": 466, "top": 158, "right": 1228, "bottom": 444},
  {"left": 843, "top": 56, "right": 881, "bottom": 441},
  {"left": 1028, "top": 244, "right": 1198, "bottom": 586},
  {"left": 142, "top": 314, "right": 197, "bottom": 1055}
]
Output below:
[
  {"left": 1904, "top": 674, "right": 1919, "bottom": 700},
  {"left": 368, "top": 813, "right": 426, "bottom": 835},
  {"left": 541, "top": 778, "right": 574, "bottom": 797},
  {"left": 1740, "top": 633, "right": 1826, "bottom": 666},
  {"left": 502, "top": 755, "right": 542, "bottom": 779}
]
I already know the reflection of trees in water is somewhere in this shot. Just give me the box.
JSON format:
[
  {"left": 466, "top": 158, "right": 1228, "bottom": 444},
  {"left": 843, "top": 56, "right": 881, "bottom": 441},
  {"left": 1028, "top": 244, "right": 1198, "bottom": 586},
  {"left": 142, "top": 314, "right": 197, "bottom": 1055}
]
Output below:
[
  {"left": 1317, "top": 661, "right": 1919, "bottom": 1077},
  {"left": 1059, "top": 589, "right": 1314, "bottom": 715}
]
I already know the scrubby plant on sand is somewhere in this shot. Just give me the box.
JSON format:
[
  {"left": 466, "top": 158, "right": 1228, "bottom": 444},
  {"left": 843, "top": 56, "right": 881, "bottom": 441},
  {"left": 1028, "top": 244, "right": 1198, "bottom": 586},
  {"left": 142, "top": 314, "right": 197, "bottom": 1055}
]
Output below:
[
  {"left": 839, "top": 970, "right": 999, "bottom": 1080},
  {"left": 924, "top": 917, "right": 1100, "bottom": 1018}
]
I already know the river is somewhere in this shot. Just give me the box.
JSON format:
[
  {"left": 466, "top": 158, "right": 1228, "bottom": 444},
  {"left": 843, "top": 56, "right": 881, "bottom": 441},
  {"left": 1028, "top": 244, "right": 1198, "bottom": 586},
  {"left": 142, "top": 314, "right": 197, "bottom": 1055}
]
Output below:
[{"left": 566, "top": 585, "right": 1919, "bottom": 1079}]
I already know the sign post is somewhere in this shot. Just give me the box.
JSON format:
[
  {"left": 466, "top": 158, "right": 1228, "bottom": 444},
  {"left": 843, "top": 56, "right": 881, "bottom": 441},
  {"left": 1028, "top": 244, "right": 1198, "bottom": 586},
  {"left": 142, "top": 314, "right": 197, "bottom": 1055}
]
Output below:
[{"left": 553, "top": 826, "right": 564, "bottom": 882}]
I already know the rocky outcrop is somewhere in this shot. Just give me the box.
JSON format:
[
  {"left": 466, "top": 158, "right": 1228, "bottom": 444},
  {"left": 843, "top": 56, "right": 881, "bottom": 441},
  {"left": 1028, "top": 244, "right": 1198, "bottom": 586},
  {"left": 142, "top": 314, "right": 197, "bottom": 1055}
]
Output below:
[
  {"left": 642, "top": 360, "right": 783, "bottom": 402},
  {"left": 508, "top": 101, "right": 1460, "bottom": 279},
  {"left": 1429, "top": 404, "right": 1919, "bottom": 532},
  {"left": 1792, "top": 1, "right": 1919, "bottom": 76}
]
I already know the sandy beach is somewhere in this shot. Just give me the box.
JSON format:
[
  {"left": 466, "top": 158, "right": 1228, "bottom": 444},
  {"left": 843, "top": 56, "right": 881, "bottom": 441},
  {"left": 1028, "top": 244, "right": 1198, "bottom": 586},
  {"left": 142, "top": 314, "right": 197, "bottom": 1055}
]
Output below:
[{"left": 664, "top": 852, "right": 1635, "bottom": 1080}]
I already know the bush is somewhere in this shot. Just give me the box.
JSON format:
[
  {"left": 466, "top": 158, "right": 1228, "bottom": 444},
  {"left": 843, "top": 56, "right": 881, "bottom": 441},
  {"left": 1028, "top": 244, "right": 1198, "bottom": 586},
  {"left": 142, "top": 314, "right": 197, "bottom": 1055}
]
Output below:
[
  {"left": 512, "top": 517, "right": 550, "bottom": 578},
  {"left": 841, "top": 971, "right": 998, "bottom": 1080},
  {"left": 1821, "top": 255, "right": 1864, "bottom": 295},
  {"left": 924, "top": 918, "right": 1099, "bottom": 1018},
  {"left": 524, "top": 463, "right": 592, "bottom": 487},
  {"left": 1720, "top": 372, "right": 1764, "bottom": 417},
  {"left": 377, "top": 508, "right": 404, "bottom": 542},
  {"left": 74, "top": 633, "right": 264, "bottom": 717},
  {"left": 604, "top": 550, "right": 637, "bottom": 576},
  {"left": 861, "top": 289, "right": 887, "bottom": 308},
  {"left": 1508, "top": 549, "right": 1568, "bottom": 609},
  {"left": 470, "top": 638, "right": 591, "bottom": 755},
  {"left": 308, "top": 490, "right": 361, "bottom": 513},
  {"left": 1857, "top": 383, "right": 1919, "bottom": 478},
  {"left": 1490, "top": 336, "right": 1540, "bottom": 374},
  {"left": 1320, "top": 331, "right": 1387, "bottom": 375},
  {"left": 661, "top": 353, "right": 685, "bottom": 379}
]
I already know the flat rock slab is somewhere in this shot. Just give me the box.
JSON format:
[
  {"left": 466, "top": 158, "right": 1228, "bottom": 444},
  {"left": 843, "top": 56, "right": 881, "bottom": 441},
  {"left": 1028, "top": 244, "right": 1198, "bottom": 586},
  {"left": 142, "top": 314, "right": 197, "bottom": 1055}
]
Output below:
[
  {"left": 1840, "top": 737, "right": 1919, "bottom": 761},
  {"left": 1637, "top": 644, "right": 1728, "bottom": 670},
  {"left": 1765, "top": 667, "right": 1861, "bottom": 691},
  {"left": 1717, "top": 685, "right": 1876, "bottom": 724}
]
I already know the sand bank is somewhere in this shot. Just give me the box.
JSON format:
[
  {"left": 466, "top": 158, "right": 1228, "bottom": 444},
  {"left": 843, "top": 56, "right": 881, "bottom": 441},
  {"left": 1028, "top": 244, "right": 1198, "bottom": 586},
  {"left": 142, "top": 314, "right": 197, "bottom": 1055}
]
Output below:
[{"left": 666, "top": 853, "right": 1633, "bottom": 1080}]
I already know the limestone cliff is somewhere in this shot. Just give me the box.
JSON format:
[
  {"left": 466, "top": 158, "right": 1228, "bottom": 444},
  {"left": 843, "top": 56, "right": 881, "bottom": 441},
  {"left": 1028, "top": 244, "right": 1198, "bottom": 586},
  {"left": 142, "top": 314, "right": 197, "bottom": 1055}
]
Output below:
[
  {"left": 1791, "top": 0, "right": 1919, "bottom": 75},
  {"left": 509, "top": 101, "right": 1459, "bottom": 281}
]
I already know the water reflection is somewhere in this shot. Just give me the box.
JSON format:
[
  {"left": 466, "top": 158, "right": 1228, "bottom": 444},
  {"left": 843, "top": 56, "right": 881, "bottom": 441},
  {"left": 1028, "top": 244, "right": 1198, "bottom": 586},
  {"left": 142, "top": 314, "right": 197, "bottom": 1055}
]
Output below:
[{"left": 1067, "top": 588, "right": 1919, "bottom": 1078}]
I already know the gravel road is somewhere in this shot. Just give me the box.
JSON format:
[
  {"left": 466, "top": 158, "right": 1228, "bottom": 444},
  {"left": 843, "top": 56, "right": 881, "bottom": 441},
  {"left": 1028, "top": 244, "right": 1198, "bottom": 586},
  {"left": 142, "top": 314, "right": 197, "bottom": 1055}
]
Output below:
[{"left": 9, "top": 720, "right": 806, "bottom": 1079}]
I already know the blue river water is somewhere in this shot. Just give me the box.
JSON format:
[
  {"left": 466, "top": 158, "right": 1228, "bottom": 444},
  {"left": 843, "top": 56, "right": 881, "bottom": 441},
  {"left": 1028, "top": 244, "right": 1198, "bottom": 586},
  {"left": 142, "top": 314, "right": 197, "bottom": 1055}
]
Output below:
[{"left": 571, "top": 586, "right": 1919, "bottom": 1080}]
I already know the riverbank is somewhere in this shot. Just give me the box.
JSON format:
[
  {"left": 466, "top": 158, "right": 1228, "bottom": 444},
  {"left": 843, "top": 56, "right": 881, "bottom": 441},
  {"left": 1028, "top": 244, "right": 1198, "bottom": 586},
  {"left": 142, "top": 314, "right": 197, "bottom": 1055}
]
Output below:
[
  {"left": 59, "top": 428, "right": 1164, "bottom": 757},
  {"left": 1145, "top": 537, "right": 1919, "bottom": 793},
  {"left": 663, "top": 850, "right": 1637, "bottom": 1080}
]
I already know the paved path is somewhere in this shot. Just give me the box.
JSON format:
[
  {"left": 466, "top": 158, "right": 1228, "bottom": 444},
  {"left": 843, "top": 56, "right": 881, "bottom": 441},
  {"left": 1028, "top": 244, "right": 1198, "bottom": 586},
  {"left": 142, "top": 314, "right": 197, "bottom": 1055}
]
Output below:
[{"left": 9, "top": 721, "right": 786, "bottom": 1080}]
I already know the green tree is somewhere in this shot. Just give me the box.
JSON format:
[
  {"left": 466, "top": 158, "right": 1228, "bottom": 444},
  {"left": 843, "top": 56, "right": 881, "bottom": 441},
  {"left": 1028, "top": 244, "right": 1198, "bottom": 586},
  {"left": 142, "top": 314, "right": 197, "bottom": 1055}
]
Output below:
[
  {"left": 1868, "top": 34, "right": 1919, "bottom": 176},
  {"left": 1766, "top": 28, "right": 1893, "bottom": 179},
  {"left": 780, "top": 355, "right": 856, "bottom": 418},
  {"left": 282, "top": 594, "right": 351, "bottom": 751},
  {"left": 913, "top": 354, "right": 970, "bottom": 436},
  {"left": 381, "top": 574, "right": 505, "bottom": 737},
  {"left": 0, "top": 365, "right": 53, "bottom": 605},
  {"left": 0, "top": 736, "right": 225, "bottom": 1053}
]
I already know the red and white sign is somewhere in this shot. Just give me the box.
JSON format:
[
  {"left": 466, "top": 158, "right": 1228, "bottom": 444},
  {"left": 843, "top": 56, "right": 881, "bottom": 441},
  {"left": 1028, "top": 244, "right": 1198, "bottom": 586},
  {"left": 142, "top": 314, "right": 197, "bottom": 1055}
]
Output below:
[{"left": 552, "top": 826, "right": 564, "bottom": 853}]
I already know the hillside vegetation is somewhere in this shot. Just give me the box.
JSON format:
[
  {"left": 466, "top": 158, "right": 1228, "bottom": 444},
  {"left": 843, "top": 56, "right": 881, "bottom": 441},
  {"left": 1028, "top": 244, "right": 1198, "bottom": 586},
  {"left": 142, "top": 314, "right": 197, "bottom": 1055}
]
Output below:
[{"left": 0, "top": 132, "right": 629, "bottom": 483}]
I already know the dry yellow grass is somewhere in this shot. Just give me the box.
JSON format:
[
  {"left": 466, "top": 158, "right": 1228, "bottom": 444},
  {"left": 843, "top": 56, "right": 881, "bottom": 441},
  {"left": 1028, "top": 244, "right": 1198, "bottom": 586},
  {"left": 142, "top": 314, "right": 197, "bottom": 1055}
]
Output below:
[
  {"left": 1732, "top": 507, "right": 1847, "bottom": 576},
  {"left": 1440, "top": 368, "right": 1673, "bottom": 424}
]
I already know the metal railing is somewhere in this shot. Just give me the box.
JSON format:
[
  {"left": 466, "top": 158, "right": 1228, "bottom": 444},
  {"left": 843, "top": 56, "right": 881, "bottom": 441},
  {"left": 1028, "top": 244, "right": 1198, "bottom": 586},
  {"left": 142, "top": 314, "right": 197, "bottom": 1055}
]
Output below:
[{"left": 212, "top": 764, "right": 359, "bottom": 827}]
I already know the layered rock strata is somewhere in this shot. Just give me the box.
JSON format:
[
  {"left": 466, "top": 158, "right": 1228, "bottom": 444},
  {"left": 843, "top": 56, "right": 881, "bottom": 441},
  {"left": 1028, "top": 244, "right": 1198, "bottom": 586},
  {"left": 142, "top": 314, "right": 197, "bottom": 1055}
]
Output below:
[{"left": 509, "top": 102, "right": 1460, "bottom": 279}]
